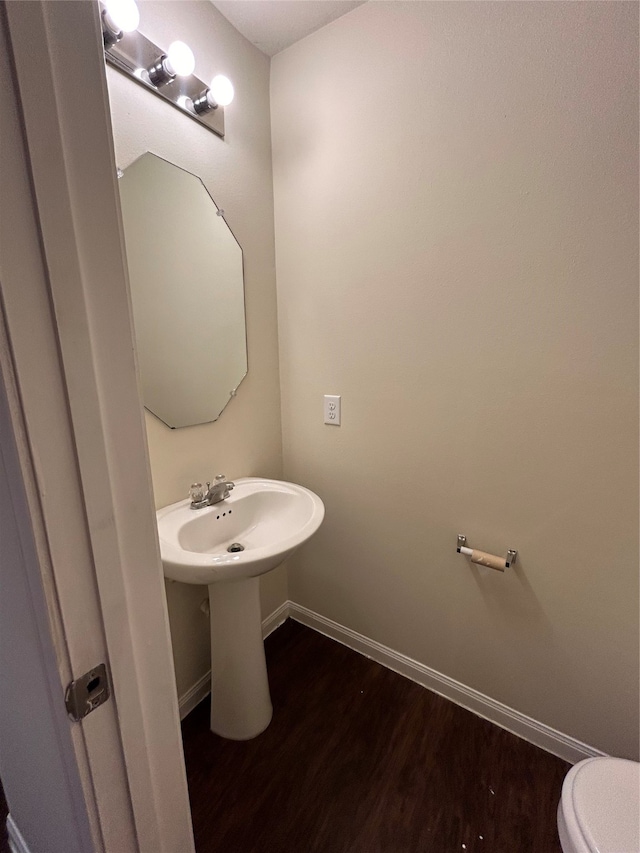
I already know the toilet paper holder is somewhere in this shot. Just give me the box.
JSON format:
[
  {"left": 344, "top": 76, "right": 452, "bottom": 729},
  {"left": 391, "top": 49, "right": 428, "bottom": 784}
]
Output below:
[{"left": 457, "top": 534, "right": 517, "bottom": 571}]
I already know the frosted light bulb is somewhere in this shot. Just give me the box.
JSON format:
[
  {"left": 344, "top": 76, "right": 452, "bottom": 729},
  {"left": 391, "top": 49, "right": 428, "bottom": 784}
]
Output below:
[
  {"left": 165, "top": 41, "right": 195, "bottom": 77},
  {"left": 208, "top": 75, "right": 234, "bottom": 107},
  {"left": 103, "top": 0, "right": 139, "bottom": 33}
]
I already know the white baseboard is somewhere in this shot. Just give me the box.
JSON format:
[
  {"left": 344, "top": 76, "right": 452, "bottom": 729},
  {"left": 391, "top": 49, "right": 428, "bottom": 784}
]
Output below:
[
  {"left": 287, "top": 602, "right": 606, "bottom": 766},
  {"left": 177, "top": 599, "right": 294, "bottom": 719},
  {"left": 6, "top": 815, "right": 31, "bottom": 853},
  {"left": 262, "top": 600, "right": 290, "bottom": 639},
  {"left": 178, "top": 669, "right": 212, "bottom": 720},
  {"left": 177, "top": 598, "right": 603, "bottom": 764}
]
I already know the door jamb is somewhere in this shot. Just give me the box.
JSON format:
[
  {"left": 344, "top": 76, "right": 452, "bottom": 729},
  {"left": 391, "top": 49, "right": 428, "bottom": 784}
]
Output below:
[{"left": 1, "top": 2, "right": 194, "bottom": 850}]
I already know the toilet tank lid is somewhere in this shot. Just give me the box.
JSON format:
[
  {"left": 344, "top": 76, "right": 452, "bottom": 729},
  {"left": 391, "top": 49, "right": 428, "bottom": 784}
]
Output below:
[{"left": 568, "top": 757, "right": 640, "bottom": 853}]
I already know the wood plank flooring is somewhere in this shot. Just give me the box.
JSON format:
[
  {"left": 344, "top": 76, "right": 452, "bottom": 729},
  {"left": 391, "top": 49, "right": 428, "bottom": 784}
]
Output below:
[
  {"left": 0, "top": 780, "right": 7, "bottom": 853},
  {"left": 182, "top": 619, "right": 569, "bottom": 853}
]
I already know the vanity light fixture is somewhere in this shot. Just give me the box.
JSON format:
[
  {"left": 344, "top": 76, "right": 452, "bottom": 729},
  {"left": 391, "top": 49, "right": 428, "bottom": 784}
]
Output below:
[
  {"left": 191, "top": 75, "right": 235, "bottom": 115},
  {"left": 147, "top": 41, "right": 196, "bottom": 87},
  {"left": 102, "top": 0, "right": 140, "bottom": 46},
  {"left": 102, "top": 2, "right": 231, "bottom": 138}
]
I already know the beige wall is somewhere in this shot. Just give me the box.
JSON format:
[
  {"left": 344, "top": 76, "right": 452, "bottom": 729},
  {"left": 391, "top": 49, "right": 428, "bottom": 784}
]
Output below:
[
  {"left": 271, "top": 1, "right": 639, "bottom": 758},
  {"left": 107, "top": 1, "right": 285, "bottom": 699}
]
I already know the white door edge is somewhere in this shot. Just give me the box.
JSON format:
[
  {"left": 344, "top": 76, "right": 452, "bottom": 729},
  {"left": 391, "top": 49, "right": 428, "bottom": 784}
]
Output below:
[{"left": 6, "top": 815, "right": 31, "bottom": 853}]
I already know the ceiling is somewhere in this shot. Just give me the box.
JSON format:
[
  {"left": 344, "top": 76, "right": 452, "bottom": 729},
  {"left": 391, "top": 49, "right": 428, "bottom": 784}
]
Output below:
[{"left": 211, "top": 0, "right": 366, "bottom": 57}]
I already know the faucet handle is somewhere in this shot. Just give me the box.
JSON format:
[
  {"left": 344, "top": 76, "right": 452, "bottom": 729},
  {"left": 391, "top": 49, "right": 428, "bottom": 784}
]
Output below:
[
  {"left": 215, "top": 473, "right": 234, "bottom": 492},
  {"left": 189, "top": 483, "right": 205, "bottom": 503}
]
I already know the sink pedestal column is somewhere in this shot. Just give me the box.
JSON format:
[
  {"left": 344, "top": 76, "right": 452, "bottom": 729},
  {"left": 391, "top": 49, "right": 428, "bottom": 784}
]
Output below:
[{"left": 207, "top": 577, "right": 273, "bottom": 740}]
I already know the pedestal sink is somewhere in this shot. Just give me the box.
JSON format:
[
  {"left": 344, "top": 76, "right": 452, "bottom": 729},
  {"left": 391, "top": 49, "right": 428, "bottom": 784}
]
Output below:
[{"left": 156, "top": 478, "right": 324, "bottom": 739}]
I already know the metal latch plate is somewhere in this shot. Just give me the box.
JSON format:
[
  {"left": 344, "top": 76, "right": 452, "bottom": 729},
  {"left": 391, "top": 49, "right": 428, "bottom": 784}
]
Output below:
[{"left": 65, "top": 663, "right": 110, "bottom": 721}]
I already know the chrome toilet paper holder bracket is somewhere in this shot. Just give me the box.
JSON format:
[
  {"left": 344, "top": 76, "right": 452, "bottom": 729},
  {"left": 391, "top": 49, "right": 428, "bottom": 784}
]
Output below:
[{"left": 457, "top": 534, "right": 518, "bottom": 568}]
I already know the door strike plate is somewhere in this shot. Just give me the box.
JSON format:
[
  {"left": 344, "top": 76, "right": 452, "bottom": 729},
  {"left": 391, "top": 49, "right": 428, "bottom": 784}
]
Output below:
[{"left": 65, "top": 663, "right": 110, "bottom": 721}]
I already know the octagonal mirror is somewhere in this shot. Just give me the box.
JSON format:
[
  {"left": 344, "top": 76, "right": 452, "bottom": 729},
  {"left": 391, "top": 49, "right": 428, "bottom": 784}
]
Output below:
[{"left": 118, "top": 152, "right": 247, "bottom": 428}]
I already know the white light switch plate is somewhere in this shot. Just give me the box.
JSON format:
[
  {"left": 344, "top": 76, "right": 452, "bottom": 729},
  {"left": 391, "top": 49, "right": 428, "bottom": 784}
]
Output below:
[{"left": 323, "top": 395, "right": 341, "bottom": 425}]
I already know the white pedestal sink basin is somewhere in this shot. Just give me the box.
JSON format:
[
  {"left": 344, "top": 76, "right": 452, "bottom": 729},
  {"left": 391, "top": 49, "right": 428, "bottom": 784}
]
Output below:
[{"left": 157, "top": 478, "right": 324, "bottom": 739}]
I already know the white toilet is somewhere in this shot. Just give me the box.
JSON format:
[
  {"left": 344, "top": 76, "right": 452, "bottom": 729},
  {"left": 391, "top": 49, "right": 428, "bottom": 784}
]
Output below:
[{"left": 557, "top": 756, "right": 640, "bottom": 853}]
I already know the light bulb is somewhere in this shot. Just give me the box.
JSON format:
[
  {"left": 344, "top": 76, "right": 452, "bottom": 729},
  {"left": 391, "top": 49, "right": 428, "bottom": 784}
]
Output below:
[
  {"left": 208, "top": 75, "right": 234, "bottom": 107},
  {"left": 165, "top": 41, "right": 195, "bottom": 77},
  {"left": 103, "top": 0, "right": 139, "bottom": 34}
]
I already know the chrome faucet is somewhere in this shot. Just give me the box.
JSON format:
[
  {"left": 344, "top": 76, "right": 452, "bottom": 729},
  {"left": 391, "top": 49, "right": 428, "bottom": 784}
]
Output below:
[{"left": 189, "top": 474, "right": 235, "bottom": 510}]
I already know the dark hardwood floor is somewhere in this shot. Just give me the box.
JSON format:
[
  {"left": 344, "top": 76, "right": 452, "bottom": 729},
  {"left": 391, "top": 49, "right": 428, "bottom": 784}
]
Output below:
[
  {"left": 0, "top": 620, "right": 568, "bottom": 852},
  {"left": 182, "top": 619, "right": 569, "bottom": 853},
  {"left": 0, "top": 779, "right": 7, "bottom": 853}
]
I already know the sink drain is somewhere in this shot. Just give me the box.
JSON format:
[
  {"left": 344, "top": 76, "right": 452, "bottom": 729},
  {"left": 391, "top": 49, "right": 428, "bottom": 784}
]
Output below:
[{"left": 227, "top": 543, "right": 244, "bottom": 553}]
